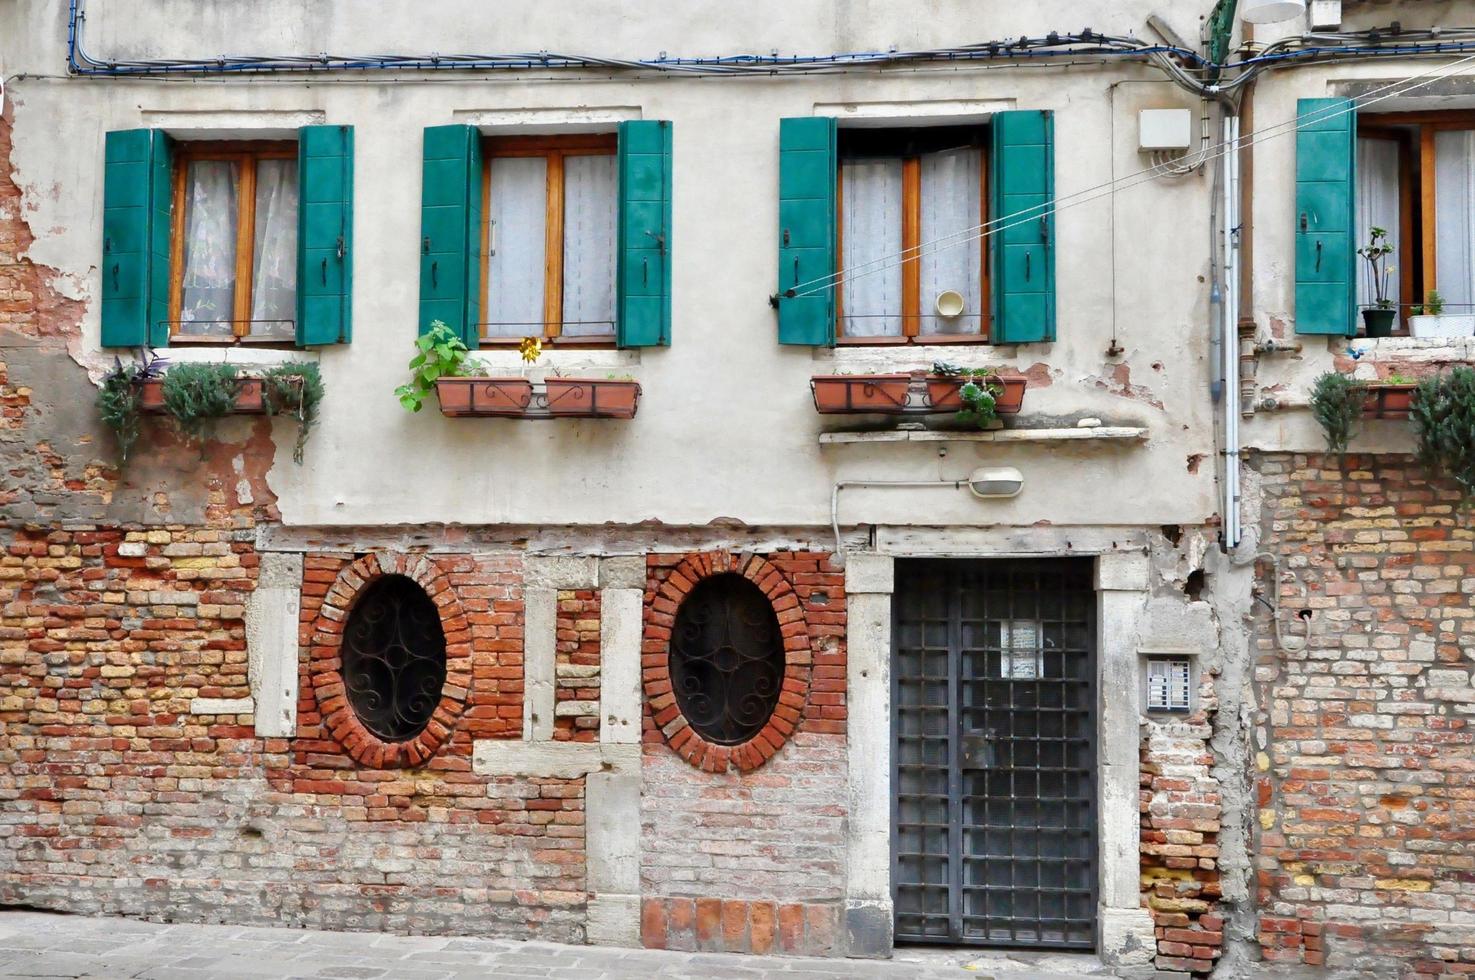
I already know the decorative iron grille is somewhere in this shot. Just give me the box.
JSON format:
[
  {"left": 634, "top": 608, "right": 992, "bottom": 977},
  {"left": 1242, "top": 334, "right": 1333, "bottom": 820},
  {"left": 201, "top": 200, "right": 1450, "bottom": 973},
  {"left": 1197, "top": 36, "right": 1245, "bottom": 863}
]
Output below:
[
  {"left": 341, "top": 574, "right": 447, "bottom": 742},
  {"left": 670, "top": 574, "right": 785, "bottom": 746}
]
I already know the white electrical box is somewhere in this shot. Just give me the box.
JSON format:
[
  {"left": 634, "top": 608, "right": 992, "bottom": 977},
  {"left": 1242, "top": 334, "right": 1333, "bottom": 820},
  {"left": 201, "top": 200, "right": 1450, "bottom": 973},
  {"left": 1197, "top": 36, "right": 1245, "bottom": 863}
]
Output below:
[
  {"left": 1138, "top": 108, "right": 1193, "bottom": 151},
  {"left": 1309, "top": 0, "right": 1342, "bottom": 30}
]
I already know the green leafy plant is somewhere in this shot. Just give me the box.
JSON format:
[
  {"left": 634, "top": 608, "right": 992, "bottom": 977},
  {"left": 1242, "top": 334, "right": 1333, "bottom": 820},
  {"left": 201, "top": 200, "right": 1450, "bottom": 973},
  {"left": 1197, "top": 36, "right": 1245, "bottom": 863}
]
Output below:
[
  {"left": 1411, "top": 367, "right": 1475, "bottom": 503},
  {"left": 1425, "top": 289, "right": 1445, "bottom": 316},
  {"left": 1383, "top": 373, "right": 1416, "bottom": 386},
  {"left": 1310, "top": 370, "right": 1364, "bottom": 456},
  {"left": 395, "top": 321, "right": 473, "bottom": 412},
  {"left": 263, "top": 362, "right": 325, "bottom": 464},
  {"left": 933, "top": 360, "right": 1003, "bottom": 429},
  {"left": 1357, "top": 227, "right": 1396, "bottom": 310},
  {"left": 162, "top": 361, "right": 241, "bottom": 444},
  {"left": 96, "top": 349, "right": 168, "bottom": 463}
]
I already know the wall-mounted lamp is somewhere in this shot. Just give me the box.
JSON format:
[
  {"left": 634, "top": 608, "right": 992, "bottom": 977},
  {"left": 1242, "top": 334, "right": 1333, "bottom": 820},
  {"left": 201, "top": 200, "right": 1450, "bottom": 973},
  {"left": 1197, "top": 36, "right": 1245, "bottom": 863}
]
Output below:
[
  {"left": 1240, "top": 0, "right": 1306, "bottom": 24},
  {"left": 967, "top": 467, "right": 1024, "bottom": 499}
]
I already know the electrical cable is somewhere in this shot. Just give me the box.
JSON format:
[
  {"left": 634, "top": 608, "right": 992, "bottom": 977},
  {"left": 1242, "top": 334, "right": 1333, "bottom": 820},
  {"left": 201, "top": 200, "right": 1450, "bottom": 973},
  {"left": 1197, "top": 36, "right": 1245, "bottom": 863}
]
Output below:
[{"left": 783, "top": 52, "right": 1475, "bottom": 299}]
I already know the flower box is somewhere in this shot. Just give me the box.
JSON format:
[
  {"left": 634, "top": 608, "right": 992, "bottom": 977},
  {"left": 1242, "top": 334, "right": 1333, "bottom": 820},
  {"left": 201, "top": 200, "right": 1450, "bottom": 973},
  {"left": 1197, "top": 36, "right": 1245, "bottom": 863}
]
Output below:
[
  {"left": 544, "top": 378, "right": 642, "bottom": 419},
  {"left": 925, "top": 375, "right": 1028, "bottom": 414},
  {"left": 434, "top": 377, "right": 534, "bottom": 417},
  {"left": 139, "top": 377, "right": 265, "bottom": 414},
  {"left": 810, "top": 374, "right": 915, "bottom": 414},
  {"left": 1362, "top": 383, "right": 1418, "bottom": 420},
  {"left": 1408, "top": 314, "right": 1475, "bottom": 339}
]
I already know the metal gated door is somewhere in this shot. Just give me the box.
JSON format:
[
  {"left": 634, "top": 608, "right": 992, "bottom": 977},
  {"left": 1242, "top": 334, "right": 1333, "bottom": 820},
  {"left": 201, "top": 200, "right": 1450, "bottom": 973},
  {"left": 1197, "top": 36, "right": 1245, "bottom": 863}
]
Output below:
[{"left": 891, "top": 558, "right": 1097, "bottom": 949}]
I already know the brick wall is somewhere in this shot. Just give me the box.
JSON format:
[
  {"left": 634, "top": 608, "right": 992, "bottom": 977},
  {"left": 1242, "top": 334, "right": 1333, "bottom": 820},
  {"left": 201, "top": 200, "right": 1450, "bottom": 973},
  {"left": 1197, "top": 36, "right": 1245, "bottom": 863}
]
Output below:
[
  {"left": 638, "top": 551, "right": 847, "bottom": 955},
  {"left": 1253, "top": 451, "right": 1475, "bottom": 976},
  {"left": 554, "top": 588, "right": 600, "bottom": 742},
  {"left": 1139, "top": 670, "right": 1224, "bottom": 976}
]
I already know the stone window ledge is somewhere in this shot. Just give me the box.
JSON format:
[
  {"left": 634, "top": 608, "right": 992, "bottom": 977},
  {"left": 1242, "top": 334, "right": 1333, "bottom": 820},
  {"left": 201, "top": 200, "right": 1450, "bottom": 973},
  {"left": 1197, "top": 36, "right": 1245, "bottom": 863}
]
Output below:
[{"left": 1348, "top": 336, "right": 1475, "bottom": 361}]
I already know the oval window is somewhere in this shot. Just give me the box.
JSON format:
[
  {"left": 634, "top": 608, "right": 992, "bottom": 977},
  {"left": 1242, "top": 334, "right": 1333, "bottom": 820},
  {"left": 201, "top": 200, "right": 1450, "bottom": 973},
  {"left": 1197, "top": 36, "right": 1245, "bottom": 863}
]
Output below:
[
  {"left": 670, "top": 573, "right": 786, "bottom": 746},
  {"left": 341, "top": 574, "right": 447, "bottom": 742}
]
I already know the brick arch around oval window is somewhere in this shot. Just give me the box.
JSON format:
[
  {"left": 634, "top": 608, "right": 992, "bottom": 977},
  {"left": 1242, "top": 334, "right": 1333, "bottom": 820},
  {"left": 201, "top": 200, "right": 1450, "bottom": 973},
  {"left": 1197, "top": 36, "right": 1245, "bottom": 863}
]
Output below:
[
  {"left": 644, "top": 552, "right": 812, "bottom": 773},
  {"left": 307, "top": 552, "right": 471, "bottom": 769}
]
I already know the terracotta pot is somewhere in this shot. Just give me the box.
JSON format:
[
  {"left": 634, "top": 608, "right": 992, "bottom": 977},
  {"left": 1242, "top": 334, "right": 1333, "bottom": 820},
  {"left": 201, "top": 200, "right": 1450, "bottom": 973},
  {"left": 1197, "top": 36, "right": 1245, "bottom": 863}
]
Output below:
[
  {"left": 810, "top": 374, "right": 914, "bottom": 414},
  {"left": 544, "top": 379, "right": 642, "bottom": 419},
  {"left": 925, "top": 375, "right": 1028, "bottom": 414},
  {"left": 139, "top": 377, "right": 265, "bottom": 414},
  {"left": 435, "top": 377, "right": 534, "bottom": 417},
  {"left": 1362, "top": 382, "right": 1418, "bottom": 420}
]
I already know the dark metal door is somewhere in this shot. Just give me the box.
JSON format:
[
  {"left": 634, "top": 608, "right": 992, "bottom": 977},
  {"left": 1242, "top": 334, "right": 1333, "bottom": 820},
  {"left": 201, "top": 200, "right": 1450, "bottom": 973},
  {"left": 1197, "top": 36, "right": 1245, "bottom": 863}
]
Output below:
[{"left": 891, "top": 558, "right": 1097, "bottom": 949}]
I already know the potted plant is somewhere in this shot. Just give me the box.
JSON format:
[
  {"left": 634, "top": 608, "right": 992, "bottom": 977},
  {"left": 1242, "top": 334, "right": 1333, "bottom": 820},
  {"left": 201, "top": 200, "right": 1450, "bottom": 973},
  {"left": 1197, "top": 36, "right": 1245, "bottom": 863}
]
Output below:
[
  {"left": 1412, "top": 367, "right": 1475, "bottom": 503},
  {"left": 97, "top": 350, "right": 169, "bottom": 462},
  {"left": 396, "top": 321, "right": 533, "bottom": 417},
  {"left": 1408, "top": 289, "right": 1475, "bottom": 339},
  {"left": 545, "top": 373, "right": 643, "bottom": 419},
  {"left": 1310, "top": 370, "right": 1364, "bottom": 455},
  {"left": 926, "top": 361, "right": 1029, "bottom": 415},
  {"left": 263, "top": 362, "right": 325, "bottom": 464},
  {"left": 1357, "top": 227, "right": 1397, "bottom": 338},
  {"left": 810, "top": 373, "right": 915, "bottom": 414},
  {"left": 1362, "top": 372, "right": 1419, "bottom": 420}
]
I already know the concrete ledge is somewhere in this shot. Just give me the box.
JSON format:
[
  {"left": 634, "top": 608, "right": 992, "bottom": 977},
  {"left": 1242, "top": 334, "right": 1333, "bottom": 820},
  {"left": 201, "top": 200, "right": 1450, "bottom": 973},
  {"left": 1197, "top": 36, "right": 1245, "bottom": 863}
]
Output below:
[
  {"left": 189, "top": 697, "right": 254, "bottom": 716},
  {"left": 844, "top": 554, "right": 894, "bottom": 595},
  {"left": 1096, "top": 551, "right": 1151, "bottom": 592},
  {"left": 598, "top": 556, "right": 646, "bottom": 589},
  {"left": 472, "top": 740, "right": 639, "bottom": 779},
  {"left": 843, "top": 900, "right": 894, "bottom": 959},
  {"left": 820, "top": 426, "right": 1149, "bottom": 446},
  {"left": 585, "top": 894, "right": 641, "bottom": 947},
  {"left": 1099, "top": 906, "right": 1157, "bottom": 967}
]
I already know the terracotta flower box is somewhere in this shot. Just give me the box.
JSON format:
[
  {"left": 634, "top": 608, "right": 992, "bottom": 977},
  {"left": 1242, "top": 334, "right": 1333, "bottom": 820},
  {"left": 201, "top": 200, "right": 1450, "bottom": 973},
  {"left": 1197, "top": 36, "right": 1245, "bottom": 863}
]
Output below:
[
  {"left": 1362, "top": 383, "right": 1418, "bottom": 420},
  {"left": 925, "top": 375, "right": 1028, "bottom": 415},
  {"left": 544, "top": 378, "right": 642, "bottom": 419},
  {"left": 139, "top": 377, "right": 266, "bottom": 414},
  {"left": 810, "top": 374, "right": 915, "bottom": 414},
  {"left": 434, "top": 377, "right": 534, "bottom": 417}
]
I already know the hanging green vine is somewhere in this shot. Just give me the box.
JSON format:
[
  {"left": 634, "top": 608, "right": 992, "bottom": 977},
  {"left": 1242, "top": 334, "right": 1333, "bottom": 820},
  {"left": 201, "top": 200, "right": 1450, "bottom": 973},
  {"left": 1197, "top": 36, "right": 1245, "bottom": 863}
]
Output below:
[
  {"left": 95, "top": 350, "right": 168, "bottom": 463},
  {"left": 262, "top": 362, "right": 325, "bottom": 464},
  {"left": 161, "top": 362, "right": 241, "bottom": 444},
  {"left": 1310, "top": 371, "right": 1364, "bottom": 457},
  {"left": 1411, "top": 367, "right": 1475, "bottom": 504}
]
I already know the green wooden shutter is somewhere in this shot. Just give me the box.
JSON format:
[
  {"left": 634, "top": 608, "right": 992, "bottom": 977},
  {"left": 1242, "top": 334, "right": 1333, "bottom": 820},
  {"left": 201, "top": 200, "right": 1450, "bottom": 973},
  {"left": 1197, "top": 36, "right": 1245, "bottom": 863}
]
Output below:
[
  {"left": 776, "top": 117, "right": 837, "bottom": 346},
  {"left": 617, "top": 120, "right": 672, "bottom": 348},
  {"left": 296, "top": 125, "right": 354, "bottom": 346},
  {"left": 991, "top": 110, "right": 1056, "bottom": 344},
  {"left": 1295, "top": 98, "right": 1358, "bottom": 336},
  {"left": 418, "top": 124, "right": 482, "bottom": 346},
  {"left": 101, "top": 129, "right": 171, "bottom": 348}
]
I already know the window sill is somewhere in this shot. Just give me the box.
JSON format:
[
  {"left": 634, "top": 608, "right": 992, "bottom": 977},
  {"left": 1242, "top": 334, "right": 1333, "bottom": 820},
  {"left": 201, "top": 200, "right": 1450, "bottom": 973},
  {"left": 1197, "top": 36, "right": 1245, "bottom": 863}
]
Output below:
[
  {"left": 162, "top": 347, "right": 320, "bottom": 369},
  {"left": 818, "top": 426, "right": 1147, "bottom": 446},
  {"left": 815, "top": 343, "right": 1023, "bottom": 373},
  {"left": 1349, "top": 335, "right": 1475, "bottom": 360},
  {"left": 469, "top": 348, "right": 640, "bottom": 372}
]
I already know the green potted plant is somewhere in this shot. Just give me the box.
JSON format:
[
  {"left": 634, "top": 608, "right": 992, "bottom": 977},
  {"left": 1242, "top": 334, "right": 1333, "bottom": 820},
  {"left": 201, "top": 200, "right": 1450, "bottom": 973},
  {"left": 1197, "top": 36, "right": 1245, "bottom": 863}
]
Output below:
[
  {"left": 515, "top": 337, "right": 642, "bottom": 419},
  {"left": 1363, "top": 372, "right": 1419, "bottom": 420},
  {"left": 396, "top": 321, "right": 533, "bottom": 416},
  {"left": 96, "top": 350, "right": 169, "bottom": 462},
  {"left": 159, "top": 362, "right": 266, "bottom": 446},
  {"left": 810, "top": 373, "right": 915, "bottom": 414},
  {"left": 263, "top": 362, "right": 325, "bottom": 464},
  {"left": 1412, "top": 366, "right": 1475, "bottom": 503},
  {"left": 1310, "top": 370, "right": 1364, "bottom": 455},
  {"left": 1408, "top": 288, "right": 1475, "bottom": 339},
  {"left": 1357, "top": 227, "right": 1397, "bottom": 338},
  {"left": 926, "top": 361, "right": 1028, "bottom": 415}
]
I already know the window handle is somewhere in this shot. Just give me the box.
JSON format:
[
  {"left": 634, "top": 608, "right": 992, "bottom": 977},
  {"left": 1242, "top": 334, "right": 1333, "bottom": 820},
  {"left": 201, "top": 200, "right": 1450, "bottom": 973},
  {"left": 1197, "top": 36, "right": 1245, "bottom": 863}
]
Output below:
[
  {"left": 1025, "top": 252, "right": 1031, "bottom": 282},
  {"left": 1300, "top": 212, "right": 1309, "bottom": 233},
  {"left": 644, "top": 229, "right": 665, "bottom": 255},
  {"left": 336, "top": 235, "right": 345, "bottom": 261},
  {"left": 432, "top": 260, "right": 438, "bottom": 290},
  {"left": 793, "top": 257, "right": 800, "bottom": 287},
  {"left": 111, "top": 263, "right": 118, "bottom": 291},
  {"left": 422, "top": 236, "right": 431, "bottom": 255},
  {"left": 1040, "top": 216, "right": 1049, "bottom": 244},
  {"left": 488, "top": 220, "right": 496, "bottom": 257},
  {"left": 321, "top": 258, "right": 328, "bottom": 286},
  {"left": 1315, "top": 240, "right": 1322, "bottom": 273},
  {"left": 642, "top": 257, "right": 648, "bottom": 287}
]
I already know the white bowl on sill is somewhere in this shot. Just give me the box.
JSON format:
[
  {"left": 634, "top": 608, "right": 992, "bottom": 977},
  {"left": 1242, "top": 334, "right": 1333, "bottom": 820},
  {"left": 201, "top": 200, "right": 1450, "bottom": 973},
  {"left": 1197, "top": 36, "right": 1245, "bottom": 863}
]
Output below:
[{"left": 1408, "top": 313, "right": 1475, "bottom": 339}]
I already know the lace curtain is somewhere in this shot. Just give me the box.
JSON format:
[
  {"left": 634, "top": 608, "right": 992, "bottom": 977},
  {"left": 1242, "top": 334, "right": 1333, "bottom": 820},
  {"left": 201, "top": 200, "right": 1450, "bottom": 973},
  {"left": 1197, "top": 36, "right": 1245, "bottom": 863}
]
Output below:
[
  {"left": 1435, "top": 130, "right": 1475, "bottom": 313},
  {"left": 919, "top": 147, "right": 982, "bottom": 335},
  {"left": 841, "top": 157, "right": 904, "bottom": 337},
  {"left": 1355, "top": 137, "right": 1401, "bottom": 312},
  {"left": 562, "top": 154, "right": 617, "bottom": 336},
  {"left": 179, "top": 161, "right": 239, "bottom": 337},
  {"left": 250, "top": 159, "right": 298, "bottom": 339},
  {"left": 485, "top": 156, "right": 548, "bottom": 338}
]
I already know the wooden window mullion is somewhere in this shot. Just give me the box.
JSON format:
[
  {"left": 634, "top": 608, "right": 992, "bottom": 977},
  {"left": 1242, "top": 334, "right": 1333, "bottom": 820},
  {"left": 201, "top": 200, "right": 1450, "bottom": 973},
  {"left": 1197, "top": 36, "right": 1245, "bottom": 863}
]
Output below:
[
  {"left": 901, "top": 156, "right": 921, "bottom": 338},
  {"left": 835, "top": 166, "right": 846, "bottom": 338},
  {"left": 980, "top": 146, "right": 991, "bottom": 342},
  {"left": 1420, "top": 125, "right": 1437, "bottom": 302},
  {"left": 480, "top": 153, "right": 492, "bottom": 343},
  {"left": 544, "top": 150, "right": 565, "bottom": 338},
  {"left": 168, "top": 160, "right": 188, "bottom": 334},
  {"left": 232, "top": 154, "right": 257, "bottom": 337}
]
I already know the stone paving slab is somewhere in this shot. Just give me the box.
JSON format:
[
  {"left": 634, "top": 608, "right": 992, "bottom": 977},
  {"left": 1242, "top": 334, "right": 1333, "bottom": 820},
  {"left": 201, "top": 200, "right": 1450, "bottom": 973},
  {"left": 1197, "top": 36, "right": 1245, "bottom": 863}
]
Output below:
[{"left": 0, "top": 911, "right": 1112, "bottom": 980}]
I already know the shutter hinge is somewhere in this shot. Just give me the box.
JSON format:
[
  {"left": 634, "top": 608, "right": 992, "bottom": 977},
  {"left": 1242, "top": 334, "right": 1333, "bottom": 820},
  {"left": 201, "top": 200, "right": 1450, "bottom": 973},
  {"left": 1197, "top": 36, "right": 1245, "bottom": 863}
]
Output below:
[
  {"left": 644, "top": 230, "right": 665, "bottom": 255},
  {"left": 336, "top": 235, "right": 345, "bottom": 260}
]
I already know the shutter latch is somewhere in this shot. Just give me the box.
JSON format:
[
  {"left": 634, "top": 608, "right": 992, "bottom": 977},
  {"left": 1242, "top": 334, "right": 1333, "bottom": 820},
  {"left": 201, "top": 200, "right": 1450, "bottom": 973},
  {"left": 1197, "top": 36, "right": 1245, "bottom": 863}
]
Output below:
[
  {"left": 422, "top": 236, "right": 431, "bottom": 255},
  {"left": 336, "top": 235, "right": 345, "bottom": 260},
  {"left": 644, "top": 230, "right": 666, "bottom": 255}
]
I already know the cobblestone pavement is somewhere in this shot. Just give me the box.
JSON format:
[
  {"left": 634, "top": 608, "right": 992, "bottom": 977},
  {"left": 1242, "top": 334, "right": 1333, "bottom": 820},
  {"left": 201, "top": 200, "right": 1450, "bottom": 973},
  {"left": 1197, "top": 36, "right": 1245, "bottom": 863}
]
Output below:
[{"left": 0, "top": 911, "right": 1111, "bottom": 980}]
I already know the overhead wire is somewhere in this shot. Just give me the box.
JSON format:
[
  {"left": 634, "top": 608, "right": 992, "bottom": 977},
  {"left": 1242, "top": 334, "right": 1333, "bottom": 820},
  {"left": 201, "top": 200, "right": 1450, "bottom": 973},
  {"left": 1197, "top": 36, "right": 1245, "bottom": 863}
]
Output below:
[{"left": 783, "top": 51, "right": 1475, "bottom": 299}]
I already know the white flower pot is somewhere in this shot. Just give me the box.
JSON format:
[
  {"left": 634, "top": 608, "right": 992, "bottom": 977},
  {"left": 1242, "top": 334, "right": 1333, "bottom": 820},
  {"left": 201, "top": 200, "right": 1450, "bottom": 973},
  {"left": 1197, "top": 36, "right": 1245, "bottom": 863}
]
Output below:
[{"left": 1408, "top": 314, "right": 1475, "bottom": 338}]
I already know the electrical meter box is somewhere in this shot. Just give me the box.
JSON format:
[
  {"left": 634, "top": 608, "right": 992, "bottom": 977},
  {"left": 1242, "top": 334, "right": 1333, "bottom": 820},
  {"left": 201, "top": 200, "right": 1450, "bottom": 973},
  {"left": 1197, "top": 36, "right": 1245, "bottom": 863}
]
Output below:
[{"left": 1139, "top": 108, "right": 1193, "bottom": 151}]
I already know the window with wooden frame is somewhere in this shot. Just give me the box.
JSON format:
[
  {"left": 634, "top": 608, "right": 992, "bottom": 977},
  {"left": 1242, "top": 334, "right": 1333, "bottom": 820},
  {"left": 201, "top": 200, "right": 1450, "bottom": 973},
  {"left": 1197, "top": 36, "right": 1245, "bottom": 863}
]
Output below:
[
  {"left": 1357, "top": 110, "right": 1475, "bottom": 329},
  {"left": 170, "top": 141, "right": 299, "bottom": 343},
  {"left": 838, "top": 125, "right": 990, "bottom": 344},
  {"left": 480, "top": 134, "right": 618, "bottom": 345}
]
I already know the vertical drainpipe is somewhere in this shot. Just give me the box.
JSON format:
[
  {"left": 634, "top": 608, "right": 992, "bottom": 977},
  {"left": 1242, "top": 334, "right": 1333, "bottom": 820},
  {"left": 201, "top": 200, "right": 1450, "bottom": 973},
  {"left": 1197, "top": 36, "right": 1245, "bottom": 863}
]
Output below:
[
  {"left": 1238, "top": 78, "right": 1260, "bottom": 420},
  {"left": 1219, "top": 98, "right": 1243, "bottom": 551}
]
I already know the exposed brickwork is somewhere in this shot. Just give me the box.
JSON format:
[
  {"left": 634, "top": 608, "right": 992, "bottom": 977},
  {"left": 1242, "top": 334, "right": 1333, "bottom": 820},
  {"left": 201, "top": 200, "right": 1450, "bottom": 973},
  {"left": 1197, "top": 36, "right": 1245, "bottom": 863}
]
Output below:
[
  {"left": 642, "top": 551, "right": 841, "bottom": 773},
  {"left": 639, "top": 896, "right": 839, "bottom": 956},
  {"left": 554, "top": 588, "right": 600, "bottom": 742},
  {"left": 1140, "top": 670, "right": 1224, "bottom": 975},
  {"left": 1254, "top": 452, "right": 1475, "bottom": 977}
]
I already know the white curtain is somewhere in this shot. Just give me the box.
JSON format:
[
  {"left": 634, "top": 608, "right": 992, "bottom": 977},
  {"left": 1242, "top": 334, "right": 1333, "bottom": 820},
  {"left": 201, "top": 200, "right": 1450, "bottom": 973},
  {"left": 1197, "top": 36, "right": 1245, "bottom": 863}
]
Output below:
[
  {"left": 180, "top": 160, "right": 239, "bottom": 337},
  {"left": 250, "top": 158, "right": 298, "bottom": 340},
  {"left": 486, "top": 156, "right": 548, "bottom": 338},
  {"left": 919, "top": 147, "right": 982, "bottom": 335},
  {"left": 561, "top": 154, "right": 618, "bottom": 337},
  {"left": 1355, "top": 137, "right": 1401, "bottom": 312},
  {"left": 841, "top": 158, "right": 904, "bottom": 337},
  {"left": 1435, "top": 130, "right": 1475, "bottom": 314}
]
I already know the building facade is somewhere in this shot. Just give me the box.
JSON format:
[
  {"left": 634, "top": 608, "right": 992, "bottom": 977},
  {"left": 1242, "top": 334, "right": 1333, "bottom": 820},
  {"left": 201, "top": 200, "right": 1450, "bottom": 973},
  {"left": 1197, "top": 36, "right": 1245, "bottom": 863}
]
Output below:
[{"left": 0, "top": 1, "right": 1473, "bottom": 977}]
